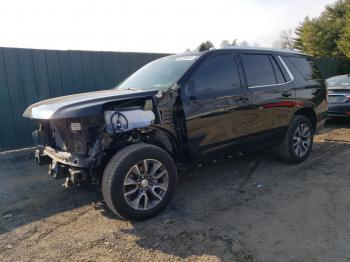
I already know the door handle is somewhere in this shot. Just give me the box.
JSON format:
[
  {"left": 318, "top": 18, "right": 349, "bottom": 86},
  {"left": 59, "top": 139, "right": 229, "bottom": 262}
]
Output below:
[
  {"left": 235, "top": 96, "right": 249, "bottom": 102},
  {"left": 215, "top": 95, "right": 231, "bottom": 100},
  {"left": 281, "top": 92, "right": 292, "bottom": 98}
]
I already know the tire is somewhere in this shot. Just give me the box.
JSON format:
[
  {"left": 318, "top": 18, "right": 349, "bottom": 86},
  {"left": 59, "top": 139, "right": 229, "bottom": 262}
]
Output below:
[
  {"left": 276, "top": 115, "right": 314, "bottom": 163},
  {"left": 102, "top": 143, "right": 177, "bottom": 220}
]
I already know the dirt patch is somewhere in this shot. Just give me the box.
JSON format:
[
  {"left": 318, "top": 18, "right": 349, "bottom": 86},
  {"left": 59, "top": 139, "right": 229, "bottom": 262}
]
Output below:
[{"left": 1, "top": 119, "right": 350, "bottom": 262}]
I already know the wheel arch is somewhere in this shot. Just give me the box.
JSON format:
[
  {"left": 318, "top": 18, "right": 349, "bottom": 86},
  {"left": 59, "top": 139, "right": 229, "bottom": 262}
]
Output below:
[
  {"left": 294, "top": 107, "right": 317, "bottom": 131},
  {"left": 145, "top": 127, "right": 181, "bottom": 163}
]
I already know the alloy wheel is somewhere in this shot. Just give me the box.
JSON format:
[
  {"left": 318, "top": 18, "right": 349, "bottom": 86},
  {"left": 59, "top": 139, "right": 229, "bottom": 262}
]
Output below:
[
  {"left": 123, "top": 159, "right": 169, "bottom": 210},
  {"left": 292, "top": 123, "right": 311, "bottom": 157}
]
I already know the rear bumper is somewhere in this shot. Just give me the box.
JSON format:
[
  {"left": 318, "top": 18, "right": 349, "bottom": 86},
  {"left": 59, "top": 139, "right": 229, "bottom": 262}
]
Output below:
[{"left": 328, "top": 103, "right": 350, "bottom": 117}]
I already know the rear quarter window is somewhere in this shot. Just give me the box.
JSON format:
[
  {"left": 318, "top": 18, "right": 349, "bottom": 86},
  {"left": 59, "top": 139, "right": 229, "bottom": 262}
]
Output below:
[{"left": 287, "top": 56, "right": 322, "bottom": 80}]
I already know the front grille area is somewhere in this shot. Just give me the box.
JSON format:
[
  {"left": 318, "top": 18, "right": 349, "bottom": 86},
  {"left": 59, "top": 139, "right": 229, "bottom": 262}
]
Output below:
[{"left": 42, "top": 116, "right": 102, "bottom": 156}]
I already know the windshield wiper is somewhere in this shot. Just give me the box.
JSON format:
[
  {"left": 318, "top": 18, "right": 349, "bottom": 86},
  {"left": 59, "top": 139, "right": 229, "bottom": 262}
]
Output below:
[
  {"left": 126, "top": 87, "right": 138, "bottom": 90},
  {"left": 122, "top": 87, "right": 142, "bottom": 91}
]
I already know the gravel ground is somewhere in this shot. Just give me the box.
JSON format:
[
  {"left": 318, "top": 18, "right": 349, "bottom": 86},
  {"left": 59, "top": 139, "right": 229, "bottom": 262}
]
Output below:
[{"left": 1, "top": 119, "right": 350, "bottom": 262}]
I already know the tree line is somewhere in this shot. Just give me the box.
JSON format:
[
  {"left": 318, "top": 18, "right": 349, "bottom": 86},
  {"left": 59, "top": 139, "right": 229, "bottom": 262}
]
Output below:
[
  {"left": 282, "top": 0, "right": 350, "bottom": 59},
  {"left": 194, "top": 0, "right": 350, "bottom": 61},
  {"left": 194, "top": 39, "right": 259, "bottom": 52}
]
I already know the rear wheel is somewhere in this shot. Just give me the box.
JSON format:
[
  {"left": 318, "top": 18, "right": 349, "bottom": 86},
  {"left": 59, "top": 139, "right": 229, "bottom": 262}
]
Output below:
[
  {"left": 102, "top": 143, "right": 177, "bottom": 220},
  {"left": 277, "top": 115, "right": 314, "bottom": 163}
]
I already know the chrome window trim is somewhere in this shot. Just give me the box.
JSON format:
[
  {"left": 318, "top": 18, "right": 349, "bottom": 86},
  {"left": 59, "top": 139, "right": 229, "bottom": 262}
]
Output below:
[
  {"left": 278, "top": 56, "right": 295, "bottom": 82},
  {"left": 247, "top": 55, "right": 295, "bottom": 89}
]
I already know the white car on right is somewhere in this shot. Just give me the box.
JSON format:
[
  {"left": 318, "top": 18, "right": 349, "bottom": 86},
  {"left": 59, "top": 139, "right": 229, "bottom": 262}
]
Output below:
[{"left": 326, "top": 74, "right": 350, "bottom": 117}]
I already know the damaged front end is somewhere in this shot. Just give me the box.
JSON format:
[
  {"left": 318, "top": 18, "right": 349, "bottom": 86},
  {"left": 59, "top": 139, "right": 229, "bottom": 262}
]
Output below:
[
  {"left": 34, "top": 116, "right": 110, "bottom": 186},
  {"left": 24, "top": 89, "right": 160, "bottom": 187}
]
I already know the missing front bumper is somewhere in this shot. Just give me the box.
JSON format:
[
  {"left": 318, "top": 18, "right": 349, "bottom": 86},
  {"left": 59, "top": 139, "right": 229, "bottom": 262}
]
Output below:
[
  {"left": 35, "top": 148, "right": 90, "bottom": 186},
  {"left": 35, "top": 146, "right": 90, "bottom": 168},
  {"left": 35, "top": 149, "right": 51, "bottom": 166}
]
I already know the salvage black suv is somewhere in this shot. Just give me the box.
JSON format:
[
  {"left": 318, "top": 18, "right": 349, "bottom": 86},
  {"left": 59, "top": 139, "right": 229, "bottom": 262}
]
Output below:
[{"left": 24, "top": 48, "right": 327, "bottom": 220}]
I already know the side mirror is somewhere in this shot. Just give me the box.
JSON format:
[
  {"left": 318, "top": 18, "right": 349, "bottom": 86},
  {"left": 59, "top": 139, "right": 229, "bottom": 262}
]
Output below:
[{"left": 186, "top": 80, "right": 197, "bottom": 100}]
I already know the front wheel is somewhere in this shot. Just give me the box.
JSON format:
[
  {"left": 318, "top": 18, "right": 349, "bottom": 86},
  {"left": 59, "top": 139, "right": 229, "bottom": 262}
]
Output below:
[
  {"left": 102, "top": 143, "right": 177, "bottom": 220},
  {"left": 276, "top": 115, "right": 314, "bottom": 163}
]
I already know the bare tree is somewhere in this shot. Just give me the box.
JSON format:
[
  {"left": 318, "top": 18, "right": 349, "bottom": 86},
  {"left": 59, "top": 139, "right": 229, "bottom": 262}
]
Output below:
[
  {"left": 220, "top": 39, "right": 237, "bottom": 48},
  {"left": 236, "top": 40, "right": 249, "bottom": 47},
  {"left": 274, "top": 29, "right": 295, "bottom": 49}
]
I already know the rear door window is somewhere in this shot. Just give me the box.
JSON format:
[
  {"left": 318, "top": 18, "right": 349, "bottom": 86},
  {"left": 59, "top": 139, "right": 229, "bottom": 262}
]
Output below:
[{"left": 241, "top": 54, "right": 278, "bottom": 87}]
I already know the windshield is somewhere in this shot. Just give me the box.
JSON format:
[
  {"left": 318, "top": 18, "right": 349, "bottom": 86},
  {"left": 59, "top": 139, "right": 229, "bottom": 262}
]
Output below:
[
  {"left": 116, "top": 55, "right": 198, "bottom": 91},
  {"left": 326, "top": 74, "right": 350, "bottom": 88}
]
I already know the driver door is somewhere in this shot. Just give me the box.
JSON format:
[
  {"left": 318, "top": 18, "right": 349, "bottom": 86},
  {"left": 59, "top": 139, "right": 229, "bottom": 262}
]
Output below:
[{"left": 181, "top": 52, "right": 254, "bottom": 156}]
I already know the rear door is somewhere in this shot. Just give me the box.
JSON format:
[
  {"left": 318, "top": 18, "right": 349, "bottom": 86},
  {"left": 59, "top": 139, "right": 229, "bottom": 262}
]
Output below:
[
  {"left": 238, "top": 52, "right": 296, "bottom": 134},
  {"left": 181, "top": 51, "right": 255, "bottom": 156},
  {"left": 282, "top": 56, "right": 326, "bottom": 118}
]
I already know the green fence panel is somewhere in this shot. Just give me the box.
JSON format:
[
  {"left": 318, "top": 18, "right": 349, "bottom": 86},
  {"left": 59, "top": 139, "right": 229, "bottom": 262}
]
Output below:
[
  {"left": 314, "top": 57, "right": 350, "bottom": 79},
  {"left": 0, "top": 47, "right": 169, "bottom": 151}
]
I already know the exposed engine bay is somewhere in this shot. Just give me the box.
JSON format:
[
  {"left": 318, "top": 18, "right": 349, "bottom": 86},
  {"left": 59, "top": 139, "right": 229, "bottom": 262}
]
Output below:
[
  {"left": 22, "top": 87, "right": 181, "bottom": 190},
  {"left": 31, "top": 95, "right": 163, "bottom": 187}
]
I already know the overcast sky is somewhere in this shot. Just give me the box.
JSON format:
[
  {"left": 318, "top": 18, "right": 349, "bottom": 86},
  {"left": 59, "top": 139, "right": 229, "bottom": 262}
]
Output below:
[{"left": 0, "top": 0, "right": 335, "bottom": 53}]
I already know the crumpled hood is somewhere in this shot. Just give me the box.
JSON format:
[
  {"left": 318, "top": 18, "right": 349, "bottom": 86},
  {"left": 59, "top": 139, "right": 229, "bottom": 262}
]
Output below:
[{"left": 23, "top": 89, "right": 158, "bottom": 120}]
